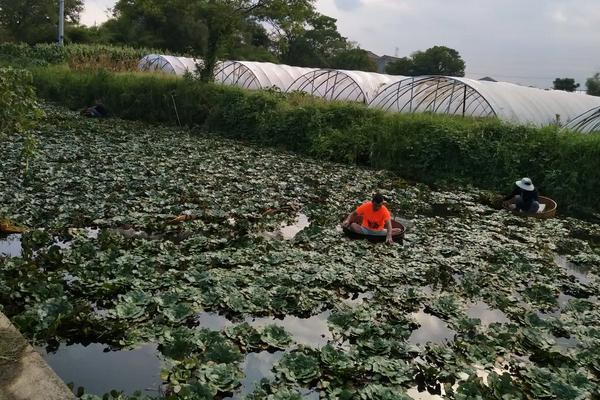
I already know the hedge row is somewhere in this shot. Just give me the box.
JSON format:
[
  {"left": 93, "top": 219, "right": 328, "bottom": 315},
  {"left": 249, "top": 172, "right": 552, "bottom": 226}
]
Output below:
[
  {"left": 31, "top": 66, "right": 600, "bottom": 217},
  {"left": 0, "top": 43, "right": 161, "bottom": 71}
]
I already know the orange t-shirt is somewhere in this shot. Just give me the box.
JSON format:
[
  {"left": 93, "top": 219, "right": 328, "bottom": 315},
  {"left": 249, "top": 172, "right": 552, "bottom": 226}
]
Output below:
[{"left": 356, "top": 201, "right": 391, "bottom": 231}]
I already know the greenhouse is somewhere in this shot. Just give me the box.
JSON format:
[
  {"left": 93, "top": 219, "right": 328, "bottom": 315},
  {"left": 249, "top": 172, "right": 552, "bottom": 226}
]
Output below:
[
  {"left": 455, "top": 78, "right": 600, "bottom": 126},
  {"left": 214, "top": 61, "right": 316, "bottom": 91},
  {"left": 564, "top": 106, "right": 600, "bottom": 133},
  {"left": 369, "top": 76, "right": 496, "bottom": 118},
  {"left": 370, "top": 76, "right": 600, "bottom": 126},
  {"left": 138, "top": 55, "right": 600, "bottom": 128},
  {"left": 138, "top": 54, "right": 201, "bottom": 75},
  {"left": 287, "top": 69, "right": 405, "bottom": 103}
]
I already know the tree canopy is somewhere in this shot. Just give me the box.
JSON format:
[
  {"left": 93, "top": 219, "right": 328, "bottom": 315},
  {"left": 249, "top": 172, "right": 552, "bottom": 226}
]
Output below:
[
  {"left": 0, "top": 0, "right": 443, "bottom": 78},
  {"left": 100, "top": 0, "right": 376, "bottom": 79},
  {"left": 0, "top": 0, "right": 83, "bottom": 44},
  {"left": 385, "top": 46, "right": 465, "bottom": 77},
  {"left": 553, "top": 78, "right": 580, "bottom": 92},
  {"left": 586, "top": 73, "right": 600, "bottom": 97}
]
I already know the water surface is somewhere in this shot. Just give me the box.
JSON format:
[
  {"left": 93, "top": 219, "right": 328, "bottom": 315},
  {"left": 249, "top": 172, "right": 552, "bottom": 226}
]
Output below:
[
  {"left": 408, "top": 311, "right": 455, "bottom": 345},
  {"left": 247, "top": 310, "right": 332, "bottom": 348},
  {"left": 0, "top": 234, "right": 22, "bottom": 257},
  {"left": 40, "top": 342, "right": 162, "bottom": 396}
]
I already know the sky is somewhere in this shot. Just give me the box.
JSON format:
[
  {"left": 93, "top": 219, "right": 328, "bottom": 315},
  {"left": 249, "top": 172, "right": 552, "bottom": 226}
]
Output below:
[{"left": 81, "top": 0, "right": 600, "bottom": 88}]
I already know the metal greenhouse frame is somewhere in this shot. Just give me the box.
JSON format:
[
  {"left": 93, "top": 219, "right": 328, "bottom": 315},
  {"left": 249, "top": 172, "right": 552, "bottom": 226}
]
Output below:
[
  {"left": 369, "top": 76, "right": 496, "bottom": 118},
  {"left": 564, "top": 106, "right": 600, "bottom": 133},
  {"left": 214, "top": 61, "right": 316, "bottom": 91},
  {"left": 138, "top": 54, "right": 600, "bottom": 129},
  {"left": 287, "top": 69, "right": 405, "bottom": 104},
  {"left": 138, "top": 55, "right": 202, "bottom": 76}
]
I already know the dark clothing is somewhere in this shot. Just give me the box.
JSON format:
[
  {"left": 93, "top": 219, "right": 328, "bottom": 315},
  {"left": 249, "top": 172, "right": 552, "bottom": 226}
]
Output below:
[
  {"left": 82, "top": 104, "right": 108, "bottom": 118},
  {"left": 504, "top": 187, "right": 539, "bottom": 212},
  {"left": 93, "top": 104, "right": 108, "bottom": 116}
]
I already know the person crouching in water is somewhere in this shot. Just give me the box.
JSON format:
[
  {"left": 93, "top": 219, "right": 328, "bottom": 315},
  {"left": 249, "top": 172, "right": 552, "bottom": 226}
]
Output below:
[
  {"left": 342, "top": 193, "right": 395, "bottom": 244},
  {"left": 504, "top": 177, "right": 540, "bottom": 213}
]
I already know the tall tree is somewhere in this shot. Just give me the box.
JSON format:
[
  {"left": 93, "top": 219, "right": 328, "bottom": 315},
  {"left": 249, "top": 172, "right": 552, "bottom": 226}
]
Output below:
[
  {"left": 586, "top": 73, "right": 600, "bottom": 97},
  {"left": 385, "top": 57, "right": 414, "bottom": 75},
  {"left": 110, "top": 0, "right": 206, "bottom": 52},
  {"left": 0, "top": 0, "right": 83, "bottom": 44},
  {"left": 109, "top": 0, "right": 315, "bottom": 81},
  {"left": 330, "top": 47, "right": 376, "bottom": 72},
  {"left": 385, "top": 46, "right": 465, "bottom": 77},
  {"left": 196, "top": 0, "right": 318, "bottom": 81},
  {"left": 280, "top": 14, "right": 346, "bottom": 67},
  {"left": 553, "top": 78, "right": 580, "bottom": 92}
]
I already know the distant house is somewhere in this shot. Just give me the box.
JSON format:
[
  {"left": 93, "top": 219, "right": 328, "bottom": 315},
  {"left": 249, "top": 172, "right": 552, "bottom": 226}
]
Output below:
[{"left": 366, "top": 51, "right": 400, "bottom": 73}]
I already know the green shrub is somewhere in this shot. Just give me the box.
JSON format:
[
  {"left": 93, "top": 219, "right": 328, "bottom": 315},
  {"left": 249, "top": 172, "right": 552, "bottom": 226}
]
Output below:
[
  {"left": 0, "top": 67, "right": 42, "bottom": 136},
  {"left": 0, "top": 43, "right": 162, "bottom": 72},
  {"left": 29, "top": 66, "right": 600, "bottom": 216},
  {"left": 0, "top": 67, "right": 43, "bottom": 175}
]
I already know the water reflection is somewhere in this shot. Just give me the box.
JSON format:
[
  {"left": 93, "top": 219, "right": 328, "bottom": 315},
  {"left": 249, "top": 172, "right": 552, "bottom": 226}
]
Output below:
[
  {"left": 247, "top": 311, "right": 332, "bottom": 348},
  {"left": 408, "top": 311, "right": 455, "bottom": 345},
  {"left": 406, "top": 387, "right": 444, "bottom": 400},
  {"left": 554, "top": 254, "right": 594, "bottom": 284},
  {"left": 40, "top": 342, "right": 162, "bottom": 396},
  {"left": 237, "top": 351, "right": 284, "bottom": 397},
  {"left": 195, "top": 312, "right": 234, "bottom": 330},
  {"left": 465, "top": 301, "right": 510, "bottom": 326},
  {"left": 260, "top": 213, "right": 310, "bottom": 240},
  {"left": 342, "top": 292, "right": 373, "bottom": 307},
  {"left": 557, "top": 292, "right": 574, "bottom": 309},
  {"left": 555, "top": 336, "right": 578, "bottom": 349},
  {"left": 0, "top": 234, "right": 22, "bottom": 257}
]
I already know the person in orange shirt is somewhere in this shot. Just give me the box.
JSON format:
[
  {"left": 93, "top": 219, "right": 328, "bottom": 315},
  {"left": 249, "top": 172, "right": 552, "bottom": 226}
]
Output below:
[{"left": 342, "top": 193, "right": 395, "bottom": 244}]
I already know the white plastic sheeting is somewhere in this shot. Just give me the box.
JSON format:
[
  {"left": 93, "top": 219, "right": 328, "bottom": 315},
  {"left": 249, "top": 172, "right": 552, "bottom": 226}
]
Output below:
[
  {"left": 564, "top": 106, "right": 600, "bottom": 133},
  {"left": 213, "top": 61, "right": 316, "bottom": 91},
  {"left": 454, "top": 78, "right": 600, "bottom": 126},
  {"left": 138, "top": 54, "right": 202, "bottom": 75},
  {"left": 287, "top": 70, "right": 406, "bottom": 103},
  {"left": 370, "top": 76, "right": 600, "bottom": 126},
  {"left": 138, "top": 54, "right": 600, "bottom": 128},
  {"left": 370, "top": 76, "right": 496, "bottom": 118}
]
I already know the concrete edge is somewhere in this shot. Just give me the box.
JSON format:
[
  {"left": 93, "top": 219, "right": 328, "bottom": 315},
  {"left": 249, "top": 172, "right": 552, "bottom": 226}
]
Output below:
[{"left": 0, "top": 312, "right": 75, "bottom": 400}]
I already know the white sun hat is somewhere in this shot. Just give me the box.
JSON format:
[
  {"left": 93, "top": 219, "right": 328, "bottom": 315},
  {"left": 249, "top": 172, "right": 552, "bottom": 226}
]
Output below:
[{"left": 516, "top": 177, "right": 535, "bottom": 191}]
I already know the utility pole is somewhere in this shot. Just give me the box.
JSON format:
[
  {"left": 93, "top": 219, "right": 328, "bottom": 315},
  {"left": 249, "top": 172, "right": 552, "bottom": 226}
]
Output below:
[{"left": 58, "top": 0, "right": 65, "bottom": 45}]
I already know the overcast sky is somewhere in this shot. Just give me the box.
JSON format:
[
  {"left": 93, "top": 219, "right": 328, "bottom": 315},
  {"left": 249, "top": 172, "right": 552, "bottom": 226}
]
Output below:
[{"left": 81, "top": 0, "right": 600, "bottom": 88}]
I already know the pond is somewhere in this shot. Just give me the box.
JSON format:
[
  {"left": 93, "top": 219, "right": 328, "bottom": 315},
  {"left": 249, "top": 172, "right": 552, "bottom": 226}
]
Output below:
[
  {"left": 2, "top": 106, "right": 600, "bottom": 398},
  {"left": 40, "top": 343, "right": 162, "bottom": 396}
]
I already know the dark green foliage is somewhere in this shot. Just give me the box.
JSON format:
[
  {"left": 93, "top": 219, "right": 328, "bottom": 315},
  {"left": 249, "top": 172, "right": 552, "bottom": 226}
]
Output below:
[
  {"left": 330, "top": 48, "right": 377, "bottom": 72},
  {"left": 280, "top": 14, "right": 374, "bottom": 71},
  {"left": 30, "top": 66, "right": 600, "bottom": 215},
  {"left": 0, "top": 67, "right": 42, "bottom": 135},
  {"left": 553, "top": 78, "right": 580, "bottom": 92},
  {"left": 0, "top": 43, "right": 161, "bottom": 71},
  {"left": 0, "top": 0, "right": 83, "bottom": 44},
  {"left": 586, "top": 73, "right": 600, "bottom": 97},
  {"left": 385, "top": 45, "right": 465, "bottom": 77}
]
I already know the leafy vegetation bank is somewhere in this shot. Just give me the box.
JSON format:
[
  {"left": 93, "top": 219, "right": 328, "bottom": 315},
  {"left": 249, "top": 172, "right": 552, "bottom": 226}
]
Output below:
[
  {"left": 30, "top": 66, "right": 600, "bottom": 217},
  {"left": 0, "top": 43, "right": 158, "bottom": 71}
]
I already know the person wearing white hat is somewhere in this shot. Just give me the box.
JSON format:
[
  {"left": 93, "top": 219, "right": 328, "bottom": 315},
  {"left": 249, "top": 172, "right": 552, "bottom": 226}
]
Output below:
[{"left": 503, "top": 177, "right": 540, "bottom": 212}]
